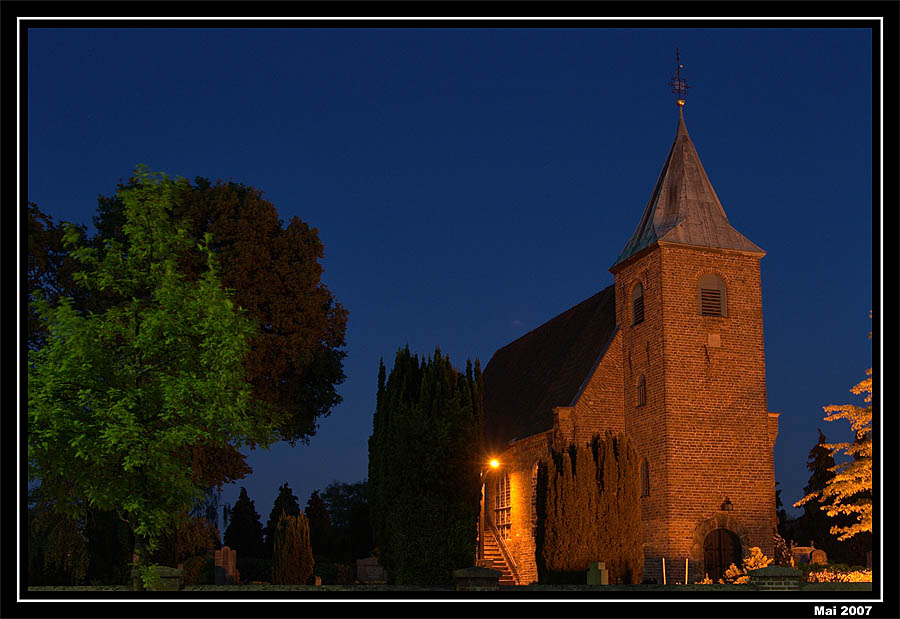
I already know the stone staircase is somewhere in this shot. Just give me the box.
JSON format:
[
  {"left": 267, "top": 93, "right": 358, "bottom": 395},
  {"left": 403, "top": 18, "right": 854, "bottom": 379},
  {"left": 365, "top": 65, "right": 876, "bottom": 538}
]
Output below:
[{"left": 480, "top": 528, "right": 516, "bottom": 586}]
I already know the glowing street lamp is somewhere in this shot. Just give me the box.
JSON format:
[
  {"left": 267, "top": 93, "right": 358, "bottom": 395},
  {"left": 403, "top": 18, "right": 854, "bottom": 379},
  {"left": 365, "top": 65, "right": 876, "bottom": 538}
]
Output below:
[{"left": 479, "top": 458, "right": 500, "bottom": 564}]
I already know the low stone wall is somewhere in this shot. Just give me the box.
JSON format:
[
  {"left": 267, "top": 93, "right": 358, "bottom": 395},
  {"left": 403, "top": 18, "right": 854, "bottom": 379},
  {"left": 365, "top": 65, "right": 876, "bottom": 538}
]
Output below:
[{"left": 748, "top": 565, "right": 802, "bottom": 591}]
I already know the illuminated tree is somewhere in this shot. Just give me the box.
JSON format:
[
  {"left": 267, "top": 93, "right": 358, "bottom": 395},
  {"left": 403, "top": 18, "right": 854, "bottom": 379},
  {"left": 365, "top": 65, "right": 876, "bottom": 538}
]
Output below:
[
  {"left": 795, "top": 322, "right": 872, "bottom": 541},
  {"left": 28, "top": 167, "right": 278, "bottom": 581},
  {"left": 537, "top": 432, "right": 643, "bottom": 584},
  {"left": 94, "top": 176, "right": 349, "bottom": 449},
  {"left": 262, "top": 483, "right": 302, "bottom": 559},
  {"left": 271, "top": 510, "right": 314, "bottom": 585}
]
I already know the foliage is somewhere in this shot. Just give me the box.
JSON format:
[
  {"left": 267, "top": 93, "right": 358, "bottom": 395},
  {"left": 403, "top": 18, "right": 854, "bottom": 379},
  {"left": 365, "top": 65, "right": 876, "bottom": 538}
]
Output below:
[
  {"left": 537, "top": 432, "right": 643, "bottom": 585},
  {"left": 93, "top": 176, "right": 348, "bottom": 447},
  {"left": 795, "top": 326, "right": 872, "bottom": 541},
  {"left": 772, "top": 531, "right": 795, "bottom": 567},
  {"left": 719, "top": 547, "right": 773, "bottom": 584},
  {"left": 136, "top": 563, "right": 163, "bottom": 590},
  {"left": 305, "top": 490, "right": 333, "bottom": 560},
  {"left": 27, "top": 167, "right": 280, "bottom": 572},
  {"left": 27, "top": 202, "right": 84, "bottom": 350},
  {"left": 271, "top": 510, "right": 315, "bottom": 585},
  {"left": 262, "top": 483, "right": 302, "bottom": 559},
  {"left": 27, "top": 489, "right": 89, "bottom": 586},
  {"left": 368, "top": 348, "right": 484, "bottom": 585},
  {"left": 83, "top": 507, "right": 134, "bottom": 585},
  {"left": 176, "top": 515, "right": 220, "bottom": 563},
  {"left": 790, "top": 429, "right": 840, "bottom": 552},
  {"left": 224, "top": 487, "right": 265, "bottom": 560},
  {"left": 180, "top": 555, "right": 214, "bottom": 585},
  {"left": 320, "top": 480, "right": 372, "bottom": 564},
  {"left": 804, "top": 563, "right": 872, "bottom": 583}
]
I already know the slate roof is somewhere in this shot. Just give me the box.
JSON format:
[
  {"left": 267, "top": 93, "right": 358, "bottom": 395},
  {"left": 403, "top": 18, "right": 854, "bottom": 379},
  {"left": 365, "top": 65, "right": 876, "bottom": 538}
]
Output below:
[
  {"left": 482, "top": 285, "right": 617, "bottom": 452},
  {"left": 611, "top": 108, "right": 764, "bottom": 270}
]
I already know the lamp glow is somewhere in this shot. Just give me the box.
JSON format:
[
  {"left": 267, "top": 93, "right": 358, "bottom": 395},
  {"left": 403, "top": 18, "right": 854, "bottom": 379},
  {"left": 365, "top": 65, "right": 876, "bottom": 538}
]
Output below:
[{"left": 490, "top": 459, "right": 499, "bottom": 469}]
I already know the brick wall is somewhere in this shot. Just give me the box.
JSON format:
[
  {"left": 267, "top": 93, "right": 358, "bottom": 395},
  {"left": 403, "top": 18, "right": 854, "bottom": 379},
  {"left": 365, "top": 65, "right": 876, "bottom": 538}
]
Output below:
[
  {"left": 570, "top": 329, "right": 625, "bottom": 446},
  {"left": 489, "top": 431, "right": 551, "bottom": 585},
  {"left": 612, "top": 243, "right": 775, "bottom": 582}
]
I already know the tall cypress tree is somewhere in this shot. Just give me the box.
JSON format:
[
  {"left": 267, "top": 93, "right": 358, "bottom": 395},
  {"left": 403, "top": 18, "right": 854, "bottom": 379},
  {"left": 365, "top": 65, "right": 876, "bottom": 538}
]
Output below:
[
  {"left": 262, "top": 483, "right": 302, "bottom": 559},
  {"left": 368, "top": 347, "right": 483, "bottom": 585}
]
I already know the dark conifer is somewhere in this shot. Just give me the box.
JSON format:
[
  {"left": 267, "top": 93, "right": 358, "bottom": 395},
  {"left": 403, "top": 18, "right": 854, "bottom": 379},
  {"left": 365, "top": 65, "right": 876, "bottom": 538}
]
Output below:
[
  {"left": 368, "top": 347, "right": 483, "bottom": 584},
  {"left": 223, "top": 487, "right": 265, "bottom": 560},
  {"left": 305, "top": 490, "right": 332, "bottom": 560},
  {"left": 262, "top": 483, "right": 302, "bottom": 559}
]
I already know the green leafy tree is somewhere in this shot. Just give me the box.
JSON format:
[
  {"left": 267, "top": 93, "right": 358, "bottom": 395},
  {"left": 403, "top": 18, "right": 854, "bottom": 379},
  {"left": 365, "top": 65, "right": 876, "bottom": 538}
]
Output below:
[
  {"left": 26, "top": 487, "right": 89, "bottom": 586},
  {"left": 27, "top": 166, "right": 279, "bottom": 583},
  {"left": 27, "top": 202, "right": 84, "bottom": 350},
  {"left": 92, "top": 176, "right": 348, "bottom": 448},
  {"left": 368, "top": 347, "right": 484, "bottom": 584},
  {"left": 262, "top": 483, "right": 302, "bottom": 559},
  {"left": 271, "top": 510, "right": 315, "bottom": 585},
  {"left": 537, "top": 432, "right": 643, "bottom": 584}
]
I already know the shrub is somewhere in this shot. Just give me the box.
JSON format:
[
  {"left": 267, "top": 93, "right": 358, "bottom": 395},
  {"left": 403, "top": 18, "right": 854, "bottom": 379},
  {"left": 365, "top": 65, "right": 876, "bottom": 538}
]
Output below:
[
  {"left": 180, "top": 555, "right": 213, "bottom": 585},
  {"left": 271, "top": 510, "right": 314, "bottom": 585},
  {"left": 805, "top": 563, "right": 872, "bottom": 583},
  {"left": 719, "top": 547, "right": 773, "bottom": 584}
]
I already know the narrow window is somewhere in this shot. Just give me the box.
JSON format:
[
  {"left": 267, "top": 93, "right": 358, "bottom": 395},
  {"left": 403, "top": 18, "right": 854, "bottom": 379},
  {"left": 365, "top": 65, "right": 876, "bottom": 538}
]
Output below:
[
  {"left": 495, "top": 472, "right": 511, "bottom": 540},
  {"left": 631, "top": 282, "right": 645, "bottom": 325},
  {"left": 531, "top": 463, "right": 539, "bottom": 538},
  {"left": 640, "top": 459, "right": 650, "bottom": 497},
  {"left": 636, "top": 374, "right": 647, "bottom": 407},
  {"left": 698, "top": 274, "right": 727, "bottom": 317}
]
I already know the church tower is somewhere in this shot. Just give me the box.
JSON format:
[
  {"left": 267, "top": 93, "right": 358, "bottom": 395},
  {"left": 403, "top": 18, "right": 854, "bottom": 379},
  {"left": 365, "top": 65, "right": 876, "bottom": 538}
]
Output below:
[{"left": 608, "top": 60, "right": 777, "bottom": 583}]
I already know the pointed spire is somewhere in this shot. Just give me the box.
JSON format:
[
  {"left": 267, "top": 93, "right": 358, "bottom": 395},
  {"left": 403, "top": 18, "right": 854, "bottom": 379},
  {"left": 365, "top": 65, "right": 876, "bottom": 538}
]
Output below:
[{"left": 611, "top": 75, "right": 763, "bottom": 271}]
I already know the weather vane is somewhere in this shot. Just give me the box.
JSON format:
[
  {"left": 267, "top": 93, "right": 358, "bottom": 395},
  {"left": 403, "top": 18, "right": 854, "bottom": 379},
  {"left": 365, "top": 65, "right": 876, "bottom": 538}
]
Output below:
[{"left": 669, "top": 48, "right": 690, "bottom": 107}]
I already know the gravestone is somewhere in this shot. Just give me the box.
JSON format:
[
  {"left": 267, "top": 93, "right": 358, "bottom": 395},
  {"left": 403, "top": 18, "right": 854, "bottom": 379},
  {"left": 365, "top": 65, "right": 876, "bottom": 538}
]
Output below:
[
  {"left": 587, "top": 562, "right": 609, "bottom": 585},
  {"left": 356, "top": 556, "right": 386, "bottom": 583},
  {"left": 215, "top": 546, "right": 239, "bottom": 585},
  {"left": 790, "top": 546, "right": 814, "bottom": 564},
  {"left": 810, "top": 549, "right": 828, "bottom": 565}
]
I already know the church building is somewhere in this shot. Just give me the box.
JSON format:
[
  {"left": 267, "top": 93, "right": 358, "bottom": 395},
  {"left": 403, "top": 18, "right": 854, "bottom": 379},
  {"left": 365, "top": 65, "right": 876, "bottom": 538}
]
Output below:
[{"left": 479, "top": 93, "right": 779, "bottom": 585}]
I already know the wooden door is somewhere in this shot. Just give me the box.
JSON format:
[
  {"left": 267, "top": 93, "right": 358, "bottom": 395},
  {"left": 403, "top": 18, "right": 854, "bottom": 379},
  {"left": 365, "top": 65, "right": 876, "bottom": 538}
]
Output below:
[{"left": 703, "top": 528, "right": 741, "bottom": 582}]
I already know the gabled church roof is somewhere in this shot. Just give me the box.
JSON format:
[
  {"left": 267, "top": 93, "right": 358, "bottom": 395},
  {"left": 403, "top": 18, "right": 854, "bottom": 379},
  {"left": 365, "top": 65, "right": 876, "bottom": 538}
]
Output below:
[
  {"left": 482, "top": 285, "right": 617, "bottom": 452},
  {"left": 611, "top": 108, "right": 764, "bottom": 270}
]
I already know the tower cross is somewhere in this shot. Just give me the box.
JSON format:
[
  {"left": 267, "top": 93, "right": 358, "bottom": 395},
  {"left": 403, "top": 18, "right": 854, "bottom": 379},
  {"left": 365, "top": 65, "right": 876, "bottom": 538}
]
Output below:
[{"left": 669, "top": 48, "right": 690, "bottom": 107}]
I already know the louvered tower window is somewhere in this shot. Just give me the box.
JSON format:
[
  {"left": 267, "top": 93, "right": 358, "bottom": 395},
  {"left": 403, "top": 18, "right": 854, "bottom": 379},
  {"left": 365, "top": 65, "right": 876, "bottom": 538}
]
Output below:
[
  {"left": 631, "top": 282, "right": 645, "bottom": 325},
  {"left": 698, "top": 274, "right": 727, "bottom": 317},
  {"left": 640, "top": 459, "right": 650, "bottom": 497},
  {"left": 495, "top": 473, "right": 511, "bottom": 540},
  {"left": 636, "top": 374, "right": 647, "bottom": 407}
]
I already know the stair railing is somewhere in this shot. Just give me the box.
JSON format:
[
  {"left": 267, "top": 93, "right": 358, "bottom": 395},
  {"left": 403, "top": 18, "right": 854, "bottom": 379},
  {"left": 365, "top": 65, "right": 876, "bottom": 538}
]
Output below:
[{"left": 486, "top": 519, "right": 521, "bottom": 585}]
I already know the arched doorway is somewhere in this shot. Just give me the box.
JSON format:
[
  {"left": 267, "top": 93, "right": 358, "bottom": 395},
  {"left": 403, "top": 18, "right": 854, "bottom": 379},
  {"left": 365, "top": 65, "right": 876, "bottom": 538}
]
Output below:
[{"left": 703, "top": 528, "right": 741, "bottom": 582}]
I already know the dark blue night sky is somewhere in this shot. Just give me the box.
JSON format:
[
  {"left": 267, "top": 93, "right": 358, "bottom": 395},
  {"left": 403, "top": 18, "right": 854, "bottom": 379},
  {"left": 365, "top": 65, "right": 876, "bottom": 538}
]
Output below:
[{"left": 25, "top": 25, "right": 876, "bottom": 532}]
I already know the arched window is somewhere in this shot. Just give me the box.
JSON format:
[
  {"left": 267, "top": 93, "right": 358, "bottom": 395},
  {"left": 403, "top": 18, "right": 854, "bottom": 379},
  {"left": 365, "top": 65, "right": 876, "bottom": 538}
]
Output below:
[
  {"left": 640, "top": 459, "right": 650, "bottom": 497},
  {"left": 495, "top": 472, "right": 511, "bottom": 540},
  {"left": 636, "top": 374, "right": 647, "bottom": 407},
  {"left": 698, "top": 274, "right": 727, "bottom": 317},
  {"left": 631, "top": 282, "right": 645, "bottom": 325}
]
